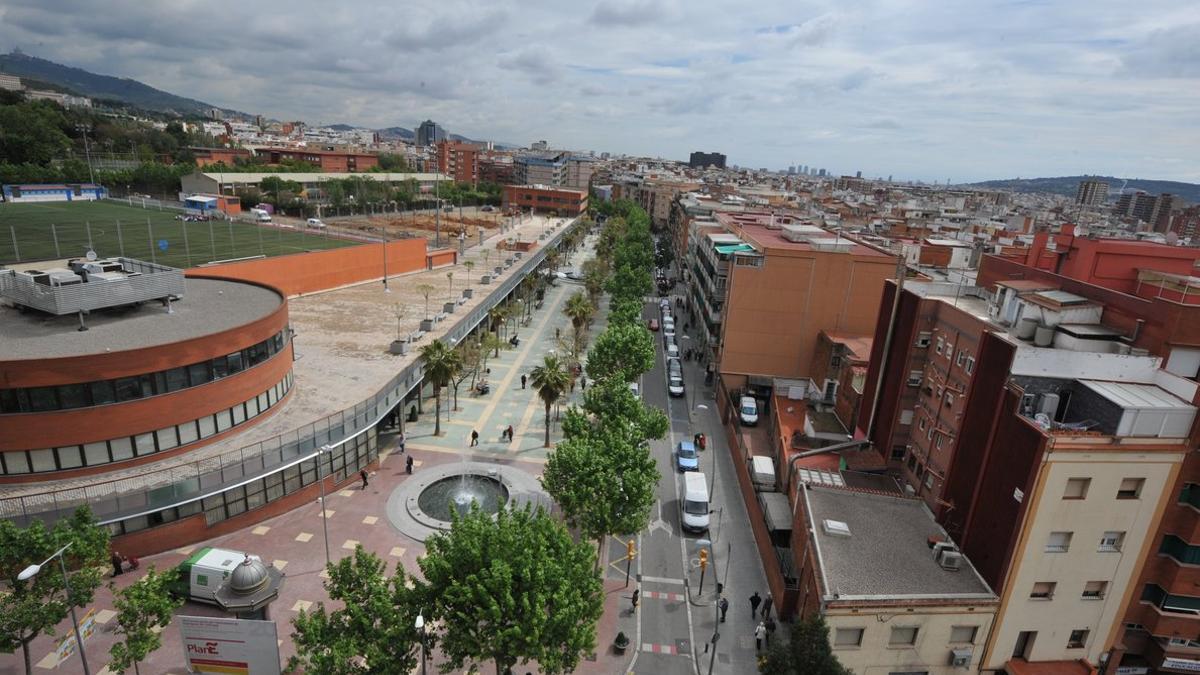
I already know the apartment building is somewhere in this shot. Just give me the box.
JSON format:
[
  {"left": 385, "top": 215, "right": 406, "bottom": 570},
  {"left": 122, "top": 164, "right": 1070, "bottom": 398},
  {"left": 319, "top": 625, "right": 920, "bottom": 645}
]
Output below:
[
  {"left": 514, "top": 152, "right": 566, "bottom": 186},
  {"left": 1077, "top": 180, "right": 1111, "bottom": 207},
  {"left": 1000, "top": 228, "right": 1200, "bottom": 294},
  {"left": 794, "top": 485, "right": 999, "bottom": 675},
  {"left": 436, "top": 140, "right": 479, "bottom": 185}
]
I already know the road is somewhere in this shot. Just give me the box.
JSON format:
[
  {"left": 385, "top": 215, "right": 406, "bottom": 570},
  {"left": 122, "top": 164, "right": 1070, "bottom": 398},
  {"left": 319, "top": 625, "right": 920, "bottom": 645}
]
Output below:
[{"left": 605, "top": 295, "right": 768, "bottom": 675}]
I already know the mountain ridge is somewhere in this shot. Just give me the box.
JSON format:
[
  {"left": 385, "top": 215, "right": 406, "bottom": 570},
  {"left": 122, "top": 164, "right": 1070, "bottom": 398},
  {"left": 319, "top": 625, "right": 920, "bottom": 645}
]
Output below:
[{"left": 961, "top": 175, "right": 1200, "bottom": 204}]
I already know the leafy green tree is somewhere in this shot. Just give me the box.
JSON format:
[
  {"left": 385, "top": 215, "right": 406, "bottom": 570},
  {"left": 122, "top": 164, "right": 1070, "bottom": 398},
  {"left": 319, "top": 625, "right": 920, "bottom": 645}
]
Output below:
[
  {"left": 416, "top": 504, "right": 603, "bottom": 675},
  {"left": 607, "top": 296, "right": 644, "bottom": 327},
  {"left": 0, "top": 101, "right": 72, "bottom": 164},
  {"left": 581, "top": 258, "right": 609, "bottom": 306},
  {"left": 108, "top": 567, "right": 183, "bottom": 675},
  {"left": 561, "top": 378, "right": 668, "bottom": 443},
  {"left": 563, "top": 292, "right": 595, "bottom": 360},
  {"left": 760, "top": 615, "right": 852, "bottom": 675},
  {"left": 420, "top": 340, "right": 462, "bottom": 437},
  {"left": 0, "top": 507, "right": 110, "bottom": 675},
  {"left": 606, "top": 265, "right": 652, "bottom": 304},
  {"left": 586, "top": 324, "right": 655, "bottom": 384},
  {"left": 530, "top": 354, "right": 571, "bottom": 447},
  {"left": 542, "top": 422, "right": 660, "bottom": 566},
  {"left": 290, "top": 546, "right": 420, "bottom": 675}
]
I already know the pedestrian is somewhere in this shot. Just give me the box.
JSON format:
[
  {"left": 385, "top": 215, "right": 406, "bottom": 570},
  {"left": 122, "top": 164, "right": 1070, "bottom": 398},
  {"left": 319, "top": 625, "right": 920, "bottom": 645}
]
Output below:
[
  {"left": 580, "top": 376, "right": 587, "bottom": 390},
  {"left": 632, "top": 589, "right": 640, "bottom": 610},
  {"left": 755, "top": 621, "right": 767, "bottom": 651},
  {"left": 506, "top": 425, "right": 514, "bottom": 442},
  {"left": 719, "top": 597, "right": 729, "bottom": 623},
  {"left": 749, "top": 591, "right": 762, "bottom": 618},
  {"left": 521, "top": 374, "right": 527, "bottom": 389},
  {"left": 762, "top": 591, "right": 774, "bottom": 620},
  {"left": 111, "top": 551, "right": 124, "bottom": 577},
  {"left": 360, "top": 469, "right": 369, "bottom": 489},
  {"left": 765, "top": 616, "right": 777, "bottom": 646},
  {"left": 470, "top": 430, "right": 479, "bottom": 447},
  {"left": 405, "top": 455, "right": 414, "bottom": 474},
  {"left": 555, "top": 327, "right": 561, "bottom": 340},
  {"left": 397, "top": 432, "right": 406, "bottom": 453}
]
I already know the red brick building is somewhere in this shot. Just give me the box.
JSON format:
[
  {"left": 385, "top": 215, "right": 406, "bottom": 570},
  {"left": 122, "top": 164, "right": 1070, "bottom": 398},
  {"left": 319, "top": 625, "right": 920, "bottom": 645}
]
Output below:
[
  {"left": 190, "top": 147, "right": 253, "bottom": 167},
  {"left": 436, "top": 141, "right": 480, "bottom": 185},
  {"left": 254, "top": 148, "right": 379, "bottom": 173},
  {"left": 502, "top": 185, "right": 587, "bottom": 215}
]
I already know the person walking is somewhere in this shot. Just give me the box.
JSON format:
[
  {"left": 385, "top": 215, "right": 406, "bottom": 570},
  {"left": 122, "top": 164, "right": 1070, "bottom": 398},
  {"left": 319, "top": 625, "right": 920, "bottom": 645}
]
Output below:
[
  {"left": 405, "top": 455, "right": 414, "bottom": 474},
  {"left": 754, "top": 621, "right": 767, "bottom": 651},
  {"left": 111, "top": 551, "right": 124, "bottom": 577},
  {"left": 359, "top": 469, "right": 369, "bottom": 489},
  {"left": 765, "top": 616, "right": 777, "bottom": 647},
  {"left": 749, "top": 591, "right": 762, "bottom": 619},
  {"left": 631, "top": 589, "right": 640, "bottom": 611},
  {"left": 470, "top": 430, "right": 479, "bottom": 447},
  {"left": 580, "top": 376, "right": 587, "bottom": 390},
  {"left": 719, "top": 597, "right": 729, "bottom": 623},
  {"left": 397, "top": 432, "right": 406, "bottom": 453},
  {"left": 506, "top": 425, "right": 514, "bottom": 443},
  {"left": 521, "top": 374, "right": 527, "bottom": 389},
  {"left": 762, "top": 591, "right": 774, "bottom": 620}
]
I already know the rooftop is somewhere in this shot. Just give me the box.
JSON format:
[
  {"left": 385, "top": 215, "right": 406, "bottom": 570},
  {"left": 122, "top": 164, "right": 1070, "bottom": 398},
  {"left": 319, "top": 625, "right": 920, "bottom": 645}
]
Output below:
[
  {"left": 0, "top": 277, "right": 281, "bottom": 360},
  {"left": 805, "top": 486, "right": 995, "bottom": 601},
  {"left": 198, "top": 172, "right": 446, "bottom": 183},
  {"left": 716, "top": 212, "right": 891, "bottom": 258}
]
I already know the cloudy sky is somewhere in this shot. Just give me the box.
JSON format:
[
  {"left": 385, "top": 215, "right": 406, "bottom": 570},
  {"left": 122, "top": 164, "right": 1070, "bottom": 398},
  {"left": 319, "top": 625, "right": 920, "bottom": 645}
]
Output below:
[{"left": 2, "top": 0, "right": 1198, "bottom": 182}]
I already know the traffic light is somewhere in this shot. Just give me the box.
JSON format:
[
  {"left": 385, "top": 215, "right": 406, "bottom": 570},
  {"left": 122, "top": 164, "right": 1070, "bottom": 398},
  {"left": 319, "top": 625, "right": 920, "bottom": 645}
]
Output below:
[
  {"left": 699, "top": 548, "right": 709, "bottom": 571},
  {"left": 627, "top": 539, "right": 636, "bottom": 560}
]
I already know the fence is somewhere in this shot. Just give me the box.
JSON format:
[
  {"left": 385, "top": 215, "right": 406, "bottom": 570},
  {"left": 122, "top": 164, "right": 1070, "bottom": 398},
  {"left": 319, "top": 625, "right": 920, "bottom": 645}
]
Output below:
[{"left": 0, "top": 216, "right": 583, "bottom": 528}]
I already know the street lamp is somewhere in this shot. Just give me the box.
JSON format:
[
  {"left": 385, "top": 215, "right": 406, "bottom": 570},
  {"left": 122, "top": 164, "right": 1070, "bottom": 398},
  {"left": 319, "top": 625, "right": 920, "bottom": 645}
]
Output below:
[
  {"left": 19, "top": 542, "right": 90, "bottom": 675},
  {"left": 317, "top": 445, "right": 333, "bottom": 566},
  {"left": 415, "top": 613, "right": 427, "bottom": 675}
]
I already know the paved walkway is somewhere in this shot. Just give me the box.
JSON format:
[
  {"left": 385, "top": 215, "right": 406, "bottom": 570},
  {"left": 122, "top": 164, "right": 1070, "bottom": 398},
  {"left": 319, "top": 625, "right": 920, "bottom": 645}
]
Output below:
[{"left": 2, "top": 232, "right": 650, "bottom": 675}]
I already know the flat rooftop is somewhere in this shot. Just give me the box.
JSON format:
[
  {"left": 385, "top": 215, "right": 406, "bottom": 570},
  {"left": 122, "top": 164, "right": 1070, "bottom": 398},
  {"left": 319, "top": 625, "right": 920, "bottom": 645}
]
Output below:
[
  {"left": 806, "top": 486, "right": 995, "bottom": 600},
  {"left": 719, "top": 214, "right": 892, "bottom": 258},
  {"left": 0, "top": 277, "right": 281, "bottom": 360}
]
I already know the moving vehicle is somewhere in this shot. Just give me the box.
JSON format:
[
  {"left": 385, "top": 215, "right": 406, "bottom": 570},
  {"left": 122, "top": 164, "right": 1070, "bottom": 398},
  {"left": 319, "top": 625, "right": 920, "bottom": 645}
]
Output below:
[
  {"left": 648, "top": 318, "right": 659, "bottom": 331},
  {"left": 675, "top": 440, "right": 699, "bottom": 472},
  {"left": 751, "top": 455, "right": 777, "bottom": 491},
  {"left": 681, "top": 472, "right": 710, "bottom": 533},
  {"left": 306, "top": 218, "right": 327, "bottom": 229},
  {"left": 739, "top": 395, "right": 759, "bottom": 426},
  {"left": 250, "top": 208, "right": 271, "bottom": 223},
  {"left": 660, "top": 298, "right": 670, "bottom": 310}
]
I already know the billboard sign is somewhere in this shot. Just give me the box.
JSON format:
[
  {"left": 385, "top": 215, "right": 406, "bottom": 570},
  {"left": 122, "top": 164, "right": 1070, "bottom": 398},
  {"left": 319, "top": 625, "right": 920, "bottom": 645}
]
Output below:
[{"left": 179, "top": 615, "right": 280, "bottom": 675}]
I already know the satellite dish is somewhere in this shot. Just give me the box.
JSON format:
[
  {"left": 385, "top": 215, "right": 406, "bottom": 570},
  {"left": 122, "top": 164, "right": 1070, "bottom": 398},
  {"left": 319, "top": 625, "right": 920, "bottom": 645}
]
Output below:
[{"left": 85, "top": 250, "right": 97, "bottom": 261}]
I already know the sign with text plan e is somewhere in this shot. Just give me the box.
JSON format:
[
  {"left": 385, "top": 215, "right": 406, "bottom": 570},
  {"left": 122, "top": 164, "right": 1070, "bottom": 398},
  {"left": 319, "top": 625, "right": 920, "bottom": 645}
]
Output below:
[{"left": 179, "top": 615, "right": 280, "bottom": 675}]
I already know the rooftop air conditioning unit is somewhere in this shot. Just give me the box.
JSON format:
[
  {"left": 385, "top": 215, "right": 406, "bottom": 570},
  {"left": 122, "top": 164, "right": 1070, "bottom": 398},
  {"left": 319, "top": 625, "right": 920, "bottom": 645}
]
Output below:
[
  {"left": 938, "top": 550, "right": 964, "bottom": 571},
  {"left": 822, "top": 519, "right": 851, "bottom": 537},
  {"left": 950, "top": 648, "right": 973, "bottom": 667}
]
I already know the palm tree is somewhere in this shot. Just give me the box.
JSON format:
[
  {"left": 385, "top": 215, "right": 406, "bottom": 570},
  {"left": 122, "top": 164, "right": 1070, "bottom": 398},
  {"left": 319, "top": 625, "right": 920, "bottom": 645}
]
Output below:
[
  {"left": 417, "top": 283, "right": 435, "bottom": 319},
  {"left": 446, "top": 271, "right": 455, "bottom": 302},
  {"left": 463, "top": 260, "right": 475, "bottom": 286},
  {"left": 420, "top": 340, "right": 461, "bottom": 436},
  {"left": 529, "top": 354, "right": 570, "bottom": 448},
  {"left": 563, "top": 291, "right": 595, "bottom": 358}
]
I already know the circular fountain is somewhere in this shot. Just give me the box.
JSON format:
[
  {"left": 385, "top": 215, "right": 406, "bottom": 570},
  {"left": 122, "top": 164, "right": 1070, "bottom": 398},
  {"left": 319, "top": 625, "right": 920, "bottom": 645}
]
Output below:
[{"left": 386, "top": 460, "right": 548, "bottom": 542}]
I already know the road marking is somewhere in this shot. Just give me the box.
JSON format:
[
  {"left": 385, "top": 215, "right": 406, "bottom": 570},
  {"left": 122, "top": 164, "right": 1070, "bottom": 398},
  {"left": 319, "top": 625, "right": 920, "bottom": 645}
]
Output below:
[
  {"left": 640, "top": 575, "right": 685, "bottom": 586},
  {"left": 643, "top": 590, "right": 686, "bottom": 602},
  {"left": 640, "top": 642, "right": 679, "bottom": 655}
]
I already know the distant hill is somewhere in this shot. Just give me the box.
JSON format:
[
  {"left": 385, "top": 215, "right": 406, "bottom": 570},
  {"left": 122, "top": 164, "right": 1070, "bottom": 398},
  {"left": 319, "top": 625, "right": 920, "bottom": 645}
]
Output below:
[
  {"left": 0, "top": 50, "right": 237, "bottom": 116},
  {"left": 375, "top": 126, "right": 415, "bottom": 140},
  {"left": 961, "top": 175, "right": 1200, "bottom": 204}
]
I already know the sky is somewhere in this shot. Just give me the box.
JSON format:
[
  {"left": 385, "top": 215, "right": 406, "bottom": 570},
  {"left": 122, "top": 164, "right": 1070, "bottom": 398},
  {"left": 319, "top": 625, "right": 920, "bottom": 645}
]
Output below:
[{"left": 1, "top": 0, "right": 1198, "bottom": 183}]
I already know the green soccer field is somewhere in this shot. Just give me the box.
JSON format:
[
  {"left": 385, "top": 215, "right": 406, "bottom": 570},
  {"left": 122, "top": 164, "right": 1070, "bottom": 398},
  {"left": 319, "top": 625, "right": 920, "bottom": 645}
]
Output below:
[{"left": 0, "top": 200, "right": 355, "bottom": 268}]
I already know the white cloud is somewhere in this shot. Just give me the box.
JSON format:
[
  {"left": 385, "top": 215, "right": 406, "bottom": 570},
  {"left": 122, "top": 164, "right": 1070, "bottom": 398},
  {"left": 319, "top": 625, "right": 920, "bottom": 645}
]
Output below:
[{"left": 0, "top": 0, "right": 1197, "bottom": 182}]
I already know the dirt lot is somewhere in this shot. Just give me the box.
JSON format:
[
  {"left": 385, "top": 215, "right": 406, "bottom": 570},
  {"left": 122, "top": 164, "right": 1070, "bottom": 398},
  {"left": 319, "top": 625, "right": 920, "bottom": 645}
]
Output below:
[{"left": 331, "top": 210, "right": 508, "bottom": 243}]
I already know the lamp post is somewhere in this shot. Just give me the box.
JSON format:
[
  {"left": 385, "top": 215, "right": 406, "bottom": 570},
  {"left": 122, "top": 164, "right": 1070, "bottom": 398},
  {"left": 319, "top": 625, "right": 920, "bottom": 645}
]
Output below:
[
  {"left": 18, "top": 542, "right": 90, "bottom": 675},
  {"left": 415, "top": 613, "right": 427, "bottom": 675},
  {"left": 317, "top": 445, "right": 333, "bottom": 567}
]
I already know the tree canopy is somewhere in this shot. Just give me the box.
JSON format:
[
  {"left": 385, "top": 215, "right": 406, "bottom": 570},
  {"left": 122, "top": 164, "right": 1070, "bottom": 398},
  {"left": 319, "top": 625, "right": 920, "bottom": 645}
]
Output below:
[
  {"left": 760, "top": 615, "right": 852, "bottom": 675},
  {"left": 585, "top": 322, "right": 655, "bottom": 384},
  {"left": 108, "top": 567, "right": 182, "bottom": 675}
]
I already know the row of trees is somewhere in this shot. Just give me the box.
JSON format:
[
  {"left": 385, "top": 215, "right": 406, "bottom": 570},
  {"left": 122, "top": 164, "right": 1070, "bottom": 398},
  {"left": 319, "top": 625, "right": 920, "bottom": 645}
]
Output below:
[{"left": 0, "top": 508, "right": 181, "bottom": 675}]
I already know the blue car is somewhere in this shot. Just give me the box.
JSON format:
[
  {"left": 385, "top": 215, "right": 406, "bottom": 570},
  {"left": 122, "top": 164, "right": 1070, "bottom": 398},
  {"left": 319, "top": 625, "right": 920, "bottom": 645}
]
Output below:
[{"left": 675, "top": 441, "right": 699, "bottom": 472}]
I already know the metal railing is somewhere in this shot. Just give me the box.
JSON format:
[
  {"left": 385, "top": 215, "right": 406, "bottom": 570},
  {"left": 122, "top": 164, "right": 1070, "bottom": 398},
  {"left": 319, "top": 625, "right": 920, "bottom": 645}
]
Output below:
[
  {"left": 0, "top": 257, "right": 184, "bottom": 315},
  {"left": 0, "top": 217, "right": 582, "bottom": 527}
]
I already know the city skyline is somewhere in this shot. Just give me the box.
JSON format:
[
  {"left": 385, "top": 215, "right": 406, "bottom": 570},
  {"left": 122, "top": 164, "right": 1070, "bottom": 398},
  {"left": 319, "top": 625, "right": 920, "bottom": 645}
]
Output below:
[{"left": 0, "top": 0, "right": 1197, "bottom": 182}]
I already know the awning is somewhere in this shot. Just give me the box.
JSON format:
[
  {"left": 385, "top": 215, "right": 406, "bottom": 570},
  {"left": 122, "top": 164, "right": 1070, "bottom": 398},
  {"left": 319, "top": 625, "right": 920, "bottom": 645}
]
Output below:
[
  {"left": 714, "top": 243, "right": 755, "bottom": 255},
  {"left": 761, "top": 492, "right": 792, "bottom": 532}
]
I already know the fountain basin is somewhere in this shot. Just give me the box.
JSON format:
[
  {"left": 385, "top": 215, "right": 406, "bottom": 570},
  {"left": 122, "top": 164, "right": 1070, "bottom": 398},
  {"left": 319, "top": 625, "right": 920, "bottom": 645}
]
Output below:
[{"left": 416, "top": 474, "right": 509, "bottom": 522}]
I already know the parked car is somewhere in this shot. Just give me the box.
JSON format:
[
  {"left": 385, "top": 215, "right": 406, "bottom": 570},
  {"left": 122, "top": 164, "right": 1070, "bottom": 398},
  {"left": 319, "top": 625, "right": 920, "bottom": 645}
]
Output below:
[
  {"left": 481, "top": 205, "right": 495, "bottom": 212},
  {"left": 648, "top": 318, "right": 660, "bottom": 331},
  {"left": 306, "top": 218, "right": 327, "bottom": 229},
  {"left": 666, "top": 343, "right": 680, "bottom": 360},
  {"left": 668, "top": 375, "right": 685, "bottom": 397},
  {"left": 739, "top": 395, "right": 759, "bottom": 426},
  {"left": 675, "top": 440, "right": 699, "bottom": 472},
  {"left": 628, "top": 382, "right": 641, "bottom": 399}
]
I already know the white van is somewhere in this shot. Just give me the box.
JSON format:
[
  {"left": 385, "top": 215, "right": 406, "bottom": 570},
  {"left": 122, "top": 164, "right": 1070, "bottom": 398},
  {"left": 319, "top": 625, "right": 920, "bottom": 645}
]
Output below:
[
  {"left": 306, "top": 218, "right": 326, "bottom": 229},
  {"left": 250, "top": 208, "right": 271, "bottom": 223},
  {"left": 681, "top": 472, "right": 710, "bottom": 533},
  {"left": 751, "top": 455, "right": 777, "bottom": 491}
]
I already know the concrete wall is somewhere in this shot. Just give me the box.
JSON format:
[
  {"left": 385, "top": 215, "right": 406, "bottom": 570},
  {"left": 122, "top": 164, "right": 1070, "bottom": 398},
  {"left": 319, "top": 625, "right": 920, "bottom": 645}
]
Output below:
[
  {"left": 827, "top": 605, "right": 997, "bottom": 675},
  {"left": 191, "top": 239, "right": 430, "bottom": 297}
]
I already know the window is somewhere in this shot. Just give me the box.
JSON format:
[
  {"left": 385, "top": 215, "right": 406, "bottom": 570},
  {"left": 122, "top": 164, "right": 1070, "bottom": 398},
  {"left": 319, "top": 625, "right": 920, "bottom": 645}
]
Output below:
[
  {"left": 899, "top": 410, "right": 914, "bottom": 425},
  {"left": 1067, "top": 630, "right": 1089, "bottom": 649},
  {"left": 1099, "top": 531, "right": 1125, "bottom": 552},
  {"left": 1118, "top": 478, "right": 1145, "bottom": 500},
  {"left": 907, "top": 371, "right": 923, "bottom": 387},
  {"left": 1030, "top": 582, "right": 1057, "bottom": 599},
  {"left": 916, "top": 332, "right": 932, "bottom": 348},
  {"left": 834, "top": 628, "right": 864, "bottom": 647},
  {"left": 890, "top": 626, "right": 919, "bottom": 646},
  {"left": 891, "top": 445, "right": 907, "bottom": 460},
  {"left": 965, "top": 356, "right": 975, "bottom": 374},
  {"left": 924, "top": 473, "right": 935, "bottom": 489},
  {"left": 956, "top": 350, "right": 966, "bottom": 367},
  {"left": 831, "top": 355, "right": 843, "bottom": 369},
  {"left": 1083, "top": 581, "right": 1107, "bottom": 599},
  {"left": 919, "top": 416, "right": 927, "bottom": 431},
  {"left": 950, "top": 626, "right": 978, "bottom": 644},
  {"left": 936, "top": 337, "right": 945, "bottom": 355},
  {"left": 945, "top": 393, "right": 955, "bottom": 407},
  {"left": 1046, "top": 531, "right": 1073, "bottom": 552},
  {"left": 1064, "top": 478, "right": 1091, "bottom": 500}
]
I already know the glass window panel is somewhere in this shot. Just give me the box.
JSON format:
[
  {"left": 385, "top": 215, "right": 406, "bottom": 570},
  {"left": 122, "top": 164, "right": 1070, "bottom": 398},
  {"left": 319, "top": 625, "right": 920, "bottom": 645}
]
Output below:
[
  {"left": 0, "top": 389, "right": 19, "bottom": 413},
  {"left": 178, "top": 501, "right": 202, "bottom": 517},
  {"left": 114, "top": 378, "right": 144, "bottom": 402},
  {"left": 178, "top": 421, "right": 199, "bottom": 445},
  {"left": 29, "top": 448, "right": 56, "bottom": 472},
  {"left": 4, "top": 451, "right": 30, "bottom": 474},
  {"left": 56, "top": 446, "right": 82, "bottom": 469},
  {"left": 232, "top": 404, "right": 246, "bottom": 425},
  {"left": 268, "top": 387, "right": 278, "bottom": 406},
  {"left": 227, "top": 352, "right": 244, "bottom": 374},
  {"left": 57, "top": 383, "right": 90, "bottom": 409},
  {"left": 109, "top": 437, "right": 134, "bottom": 461},
  {"left": 164, "top": 367, "right": 188, "bottom": 392},
  {"left": 225, "top": 499, "right": 247, "bottom": 517},
  {"left": 247, "top": 489, "right": 265, "bottom": 511},
  {"left": 216, "top": 409, "right": 232, "bottom": 432},
  {"left": 83, "top": 442, "right": 110, "bottom": 466},
  {"left": 139, "top": 374, "right": 157, "bottom": 397},
  {"left": 122, "top": 515, "right": 149, "bottom": 533},
  {"left": 198, "top": 415, "right": 217, "bottom": 438},
  {"left": 213, "top": 356, "right": 229, "bottom": 379},
  {"left": 188, "top": 362, "right": 212, "bottom": 386},
  {"left": 258, "top": 393, "right": 269, "bottom": 411},
  {"left": 134, "top": 433, "right": 156, "bottom": 456},
  {"left": 28, "top": 387, "right": 59, "bottom": 411},
  {"left": 90, "top": 380, "right": 116, "bottom": 405},
  {"left": 156, "top": 427, "right": 179, "bottom": 451}
]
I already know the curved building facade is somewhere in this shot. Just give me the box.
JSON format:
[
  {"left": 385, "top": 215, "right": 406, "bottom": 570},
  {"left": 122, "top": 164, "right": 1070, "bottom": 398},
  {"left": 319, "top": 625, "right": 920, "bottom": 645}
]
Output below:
[{"left": 0, "top": 276, "right": 293, "bottom": 480}]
